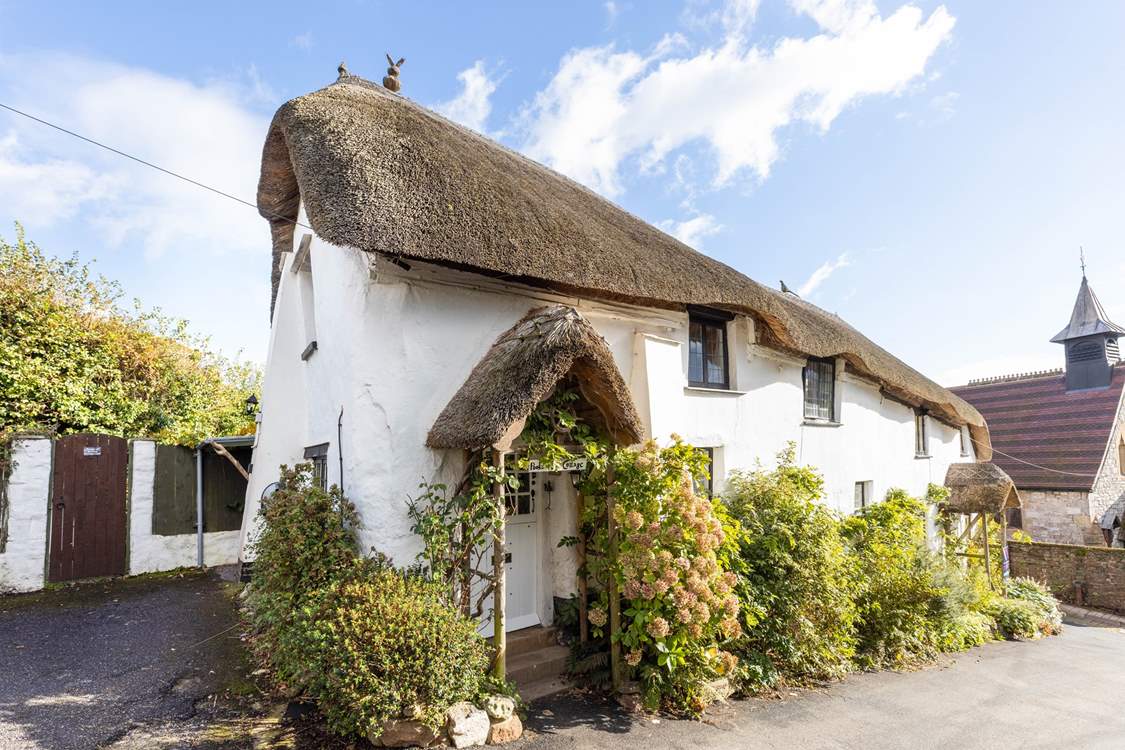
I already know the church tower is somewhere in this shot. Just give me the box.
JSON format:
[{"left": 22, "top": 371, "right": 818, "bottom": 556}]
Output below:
[{"left": 1051, "top": 273, "right": 1123, "bottom": 391}]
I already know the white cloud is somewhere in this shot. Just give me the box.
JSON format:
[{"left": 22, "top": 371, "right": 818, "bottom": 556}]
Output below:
[
  {"left": 659, "top": 212, "right": 723, "bottom": 248},
  {"left": 798, "top": 251, "right": 850, "bottom": 296},
  {"left": 929, "top": 90, "right": 958, "bottom": 119},
  {"left": 0, "top": 52, "right": 269, "bottom": 259},
  {"left": 435, "top": 61, "right": 498, "bottom": 134},
  {"left": 519, "top": 0, "right": 954, "bottom": 197},
  {"left": 605, "top": 1, "right": 621, "bottom": 28},
  {"left": 291, "top": 32, "right": 313, "bottom": 50}
]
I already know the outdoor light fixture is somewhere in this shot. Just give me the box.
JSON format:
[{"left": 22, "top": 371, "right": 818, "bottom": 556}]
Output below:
[{"left": 245, "top": 393, "right": 259, "bottom": 415}]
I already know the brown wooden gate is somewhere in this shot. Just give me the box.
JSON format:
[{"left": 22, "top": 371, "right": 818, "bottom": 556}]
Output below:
[{"left": 49, "top": 433, "right": 128, "bottom": 582}]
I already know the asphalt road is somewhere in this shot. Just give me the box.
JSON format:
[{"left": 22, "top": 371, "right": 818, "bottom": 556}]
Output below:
[
  {"left": 2, "top": 572, "right": 1123, "bottom": 750},
  {"left": 0, "top": 570, "right": 246, "bottom": 750},
  {"left": 517, "top": 617, "right": 1125, "bottom": 750}
]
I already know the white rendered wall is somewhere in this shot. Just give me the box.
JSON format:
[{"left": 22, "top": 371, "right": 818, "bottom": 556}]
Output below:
[
  {"left": 128, "top": 440, "right": 240, "bottom": 575},
  {"left": 0, "top": 437, "right": 52, "bottom": 593},
  {"left": 242, "top": 234, "right": 976, "bottom": 611}
]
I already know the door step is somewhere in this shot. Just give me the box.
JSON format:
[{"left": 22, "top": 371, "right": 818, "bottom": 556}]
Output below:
[{"left": 505, "top": 626, "right": 569, "bottom": 700}]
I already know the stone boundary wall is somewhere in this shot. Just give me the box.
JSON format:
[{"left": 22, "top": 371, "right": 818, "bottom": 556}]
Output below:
[{"left": 1009, "top": 540, "right": 1125, "bottom": 614}]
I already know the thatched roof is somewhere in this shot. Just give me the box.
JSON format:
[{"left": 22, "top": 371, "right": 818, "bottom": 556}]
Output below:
[
  {"left": 258, "top": 73, "right": 990, "bottom": 459},
  {"left": 943, "top": 462, "right": 1021, "bottom": 515},
  {"left": 427, "top": 305, "right": 643, "bottom": 450}
]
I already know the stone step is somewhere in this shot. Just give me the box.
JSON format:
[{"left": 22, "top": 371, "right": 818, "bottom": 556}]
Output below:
[
  {"left": 519, "top": 676, "right": 569, "bottom": 703},
  {"left": 507, "top": 644, "right": 569, "bottom": 688},
  {"left": 506, "top": 626, "right": 559, "bottom": 658}
]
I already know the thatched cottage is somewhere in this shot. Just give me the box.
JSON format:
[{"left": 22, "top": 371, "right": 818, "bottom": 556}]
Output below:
[
  {"left": 240, "top": 71, "right": 989, "bottom": 680},
  {"left": 952, "top": 274, "right": 1125, "bottom": 546}
]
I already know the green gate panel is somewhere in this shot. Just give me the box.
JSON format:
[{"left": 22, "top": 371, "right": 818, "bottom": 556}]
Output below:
[
  {"left": 152, "top": 444, "right": 197, "bottom": 536},
  {"left": 201, "top": 446, "right": 248, "bottom": 532}
]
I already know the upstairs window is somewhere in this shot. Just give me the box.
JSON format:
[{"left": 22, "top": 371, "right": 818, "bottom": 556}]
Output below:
[
  {"left": 914, "top": 411, "right": 929, "bottom": 457},
  {"left": 688, "top": 309, "right": 732, "bottom": 389},
  {"left": 803, "top": 357, "right": 836, "bottom": 421}
]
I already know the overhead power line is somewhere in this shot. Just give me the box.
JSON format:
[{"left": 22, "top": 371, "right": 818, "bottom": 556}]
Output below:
[
  {"left": 0, "top": 100, "right": 311, "bottom": 231},
  {"left": 0, "top": 101, "right": 1107, "bottom": 479}
]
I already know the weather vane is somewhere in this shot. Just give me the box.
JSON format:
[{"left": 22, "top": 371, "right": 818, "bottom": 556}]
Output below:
[{"left": 1080, "top": 246, "right": 1087, "bottom": 278}]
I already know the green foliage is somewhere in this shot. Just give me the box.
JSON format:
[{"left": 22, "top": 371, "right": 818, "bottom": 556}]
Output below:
[
  {"left": 293, "top": 566, "right": 490, "bottom": 737},
  {"left": 722, "top": 445, "right": 857, "bottom": 686},
  {"left": 246, "top": 464, "right": 363, "bottom": 691},
  {"left": 987, "top": 598, "right": 1045, "bottom": 640},
  {"left": 841, "top": 489, "right": 995, "bottom": 668},
  {"left": 408, "top": 458, "right": 510, "bottom": 617},
  {"left": 586, "top": 438, "right": 742, "bottom": 715},
  {"left": 248, "top": 464, "right": 488, "bottom": 739},
  {"left": 0, "top": 225, "right": 258, "bottom": 446},
  {"left": 1001, "top": 577, "right": 1063, "bottom": 637}
]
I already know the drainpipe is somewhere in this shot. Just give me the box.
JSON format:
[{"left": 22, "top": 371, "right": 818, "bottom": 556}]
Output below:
[
  {"left": 337, "top": 407, "right": 345, "bottom": 495},
  {"left": 196, "top": 444, "right": 205, "bottom": 568}
]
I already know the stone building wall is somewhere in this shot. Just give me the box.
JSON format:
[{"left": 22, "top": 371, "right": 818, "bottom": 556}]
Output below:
[
  {"left": 1090, "top": 417, "right": 1125, "bottom": 538},
  {"left": 1019, "top": 489, "right": 1104, "bottom": 545},
  {"left": 1010, "top": 540, "right": 1125, "bottom": 613}
]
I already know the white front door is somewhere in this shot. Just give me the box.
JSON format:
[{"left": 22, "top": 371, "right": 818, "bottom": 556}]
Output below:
[{"left": 503, "top": 470, "right": 539, "bottom": 631}]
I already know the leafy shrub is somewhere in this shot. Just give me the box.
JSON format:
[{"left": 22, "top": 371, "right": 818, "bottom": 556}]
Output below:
[
  {"left": 841, "top": 490, "right": 993, "bottom": 667},
  {"left": 722, "top": 447, "right": 856, "bottom": 686},
  {"left": 247, "top": 464, "right": 489, "bottom": 739},
  {"left": 1003, "top": 577, "right": 1062, "bottom": 637},
  {"left": 294, "top": 566, "right": 490, "bottom": 737},
  {"left": 584, "top": 438, "right": 742, "bottom": 714},
  {"left": 987, "top": 598, "right": 1045, "bottom": 640},
  {"left": 247, "top": 464, "right": 363, "bottom": 692}
]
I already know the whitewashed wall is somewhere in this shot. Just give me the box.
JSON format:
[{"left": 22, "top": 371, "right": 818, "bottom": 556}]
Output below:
[
  {"left": 0, "top": 437, "right": 52, "bottom": 594},
  {"left": 127, "top": 440, "right": 240, "bottom": 575},
  {"left": 242, "top": 228, "right": 976, "bottom": 624}
]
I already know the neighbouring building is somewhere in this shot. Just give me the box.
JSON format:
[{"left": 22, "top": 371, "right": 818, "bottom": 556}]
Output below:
[
  {"left": 951, "top": 274, "right": 1125, "bottom": 546},
  {"left": 240, "top": 70, "right": 989, "bottom": 646}
]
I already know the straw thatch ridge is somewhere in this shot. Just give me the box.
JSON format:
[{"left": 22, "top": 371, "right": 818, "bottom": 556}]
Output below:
[
  {"left": 427, "top": 305, "right": 643, "bottom": 451},
  {"left": 943, "top": 462, "right": 1021, "bottom": 515},
  {"left": 259, "top": 73, "right": 991, "bottom": 459}
]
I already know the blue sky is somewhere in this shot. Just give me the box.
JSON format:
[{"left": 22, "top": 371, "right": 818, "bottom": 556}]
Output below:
[{"left": 1, "top": 1, "right": 1122, "bottom": 385}]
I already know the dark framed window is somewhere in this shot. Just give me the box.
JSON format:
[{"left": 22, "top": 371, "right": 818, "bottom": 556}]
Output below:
[
  {"left": 914, "top": 411, "right": 929, "bottom": 457},
  {"left": 505, "top": 469, "right": 536, "bottom": 517},
  {"left": 854, "top": 481, "right": 872, "bottom": 510},
  {"left": 803, "top": 357, "right": 836, "bottom": 421},
  {"left": 304, "top": 443, "right": 329, "bottom": 490},
  {"left": 693, "top": 447, "right": 715, "bottom": 498},
  {"left": 688, "top": 308, "right": 732, "bottom": 390}
]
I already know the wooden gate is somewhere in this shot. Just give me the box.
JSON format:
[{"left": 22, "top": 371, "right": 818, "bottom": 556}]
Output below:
[{"left": 49, "top": 433, "right": 128, "bottom": 582}]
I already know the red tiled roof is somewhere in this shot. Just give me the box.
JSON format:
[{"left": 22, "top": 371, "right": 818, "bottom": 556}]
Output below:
[{"left": 950, "top": 365, "right": 1125, "bottom": 491}]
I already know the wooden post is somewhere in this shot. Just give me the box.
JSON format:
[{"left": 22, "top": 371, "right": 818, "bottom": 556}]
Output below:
[
  {"left": 492, "top": 449, "right": 507, "bottom": 680},
  {"left": 606, "top": 458, "right": 623, "bottom": 692},
  {"left": 576, "top": 488, "right": 589, "bottom": 644},
  {"left": 1000, "top": 510, "right": 1010, "bottom": 584},
  {"left": 981, "top": 513, "right": 994, "bottom": 591}
]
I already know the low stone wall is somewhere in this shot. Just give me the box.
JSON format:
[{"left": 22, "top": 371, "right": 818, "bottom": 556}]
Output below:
[
  {"left": 1009, "top": 541, "right": 1125, "bottom": 613},
  {"left": 1019, "top": 489, "right": 1103, "bottom": 546}
]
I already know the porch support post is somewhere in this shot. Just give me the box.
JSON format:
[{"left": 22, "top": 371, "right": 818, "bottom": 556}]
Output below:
[
  {"left": 982, "top": 513, "right": 994, "bottom": 591},
  {"left": 491, "top": 449, "right": 507, "bottom": 680},
  {"left": 576, "top": 489, "right": 589, "bottom": 644},
  {"left": 606, "top": 457, "right": 623, "bottom": 692}
]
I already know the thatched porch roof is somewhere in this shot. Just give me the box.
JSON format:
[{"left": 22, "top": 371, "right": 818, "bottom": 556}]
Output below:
[
  {"left": 942, "top": 462, "right": 1021, "bottom": 515},
  {"left": 259, "top": 73, "right": 990, "bottom": 459},
  {"left": 427, "top": 306, "right": 643, "bottom": 451}
]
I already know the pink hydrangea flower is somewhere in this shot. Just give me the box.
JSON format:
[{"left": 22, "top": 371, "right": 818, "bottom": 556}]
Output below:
[{"left": 645, "top": 617, "right": 670, "bottom": 639}]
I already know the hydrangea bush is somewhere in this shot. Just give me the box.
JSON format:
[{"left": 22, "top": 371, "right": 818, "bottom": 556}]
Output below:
[{"left": 584, "top": 438, "right": 742, "bottom": 713}]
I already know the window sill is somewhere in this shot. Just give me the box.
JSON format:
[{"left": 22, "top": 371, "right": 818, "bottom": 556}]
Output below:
[
  {"left": 915, "top": 453, "right": 931, "bottom": 460},
  {"left": 802, "top": 419, "right": 842, "bottom": 428},
  {"left": 684, "top": 386, "right": 746, "bottom": 396}
]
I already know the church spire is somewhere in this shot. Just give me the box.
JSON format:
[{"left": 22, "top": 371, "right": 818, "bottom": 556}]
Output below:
[{"left": 1052, "top": 271, "right": 1123, "bottom": 390}]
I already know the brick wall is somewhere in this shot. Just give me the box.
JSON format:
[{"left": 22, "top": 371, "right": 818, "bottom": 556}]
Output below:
[{"left": 1009, "top": 541, "right": 1125, "bottom": 613}]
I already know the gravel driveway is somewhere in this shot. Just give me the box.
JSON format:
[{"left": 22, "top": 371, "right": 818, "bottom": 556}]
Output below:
[{"left": 0, "top": 570, "right": 250, "bottom": 750}]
